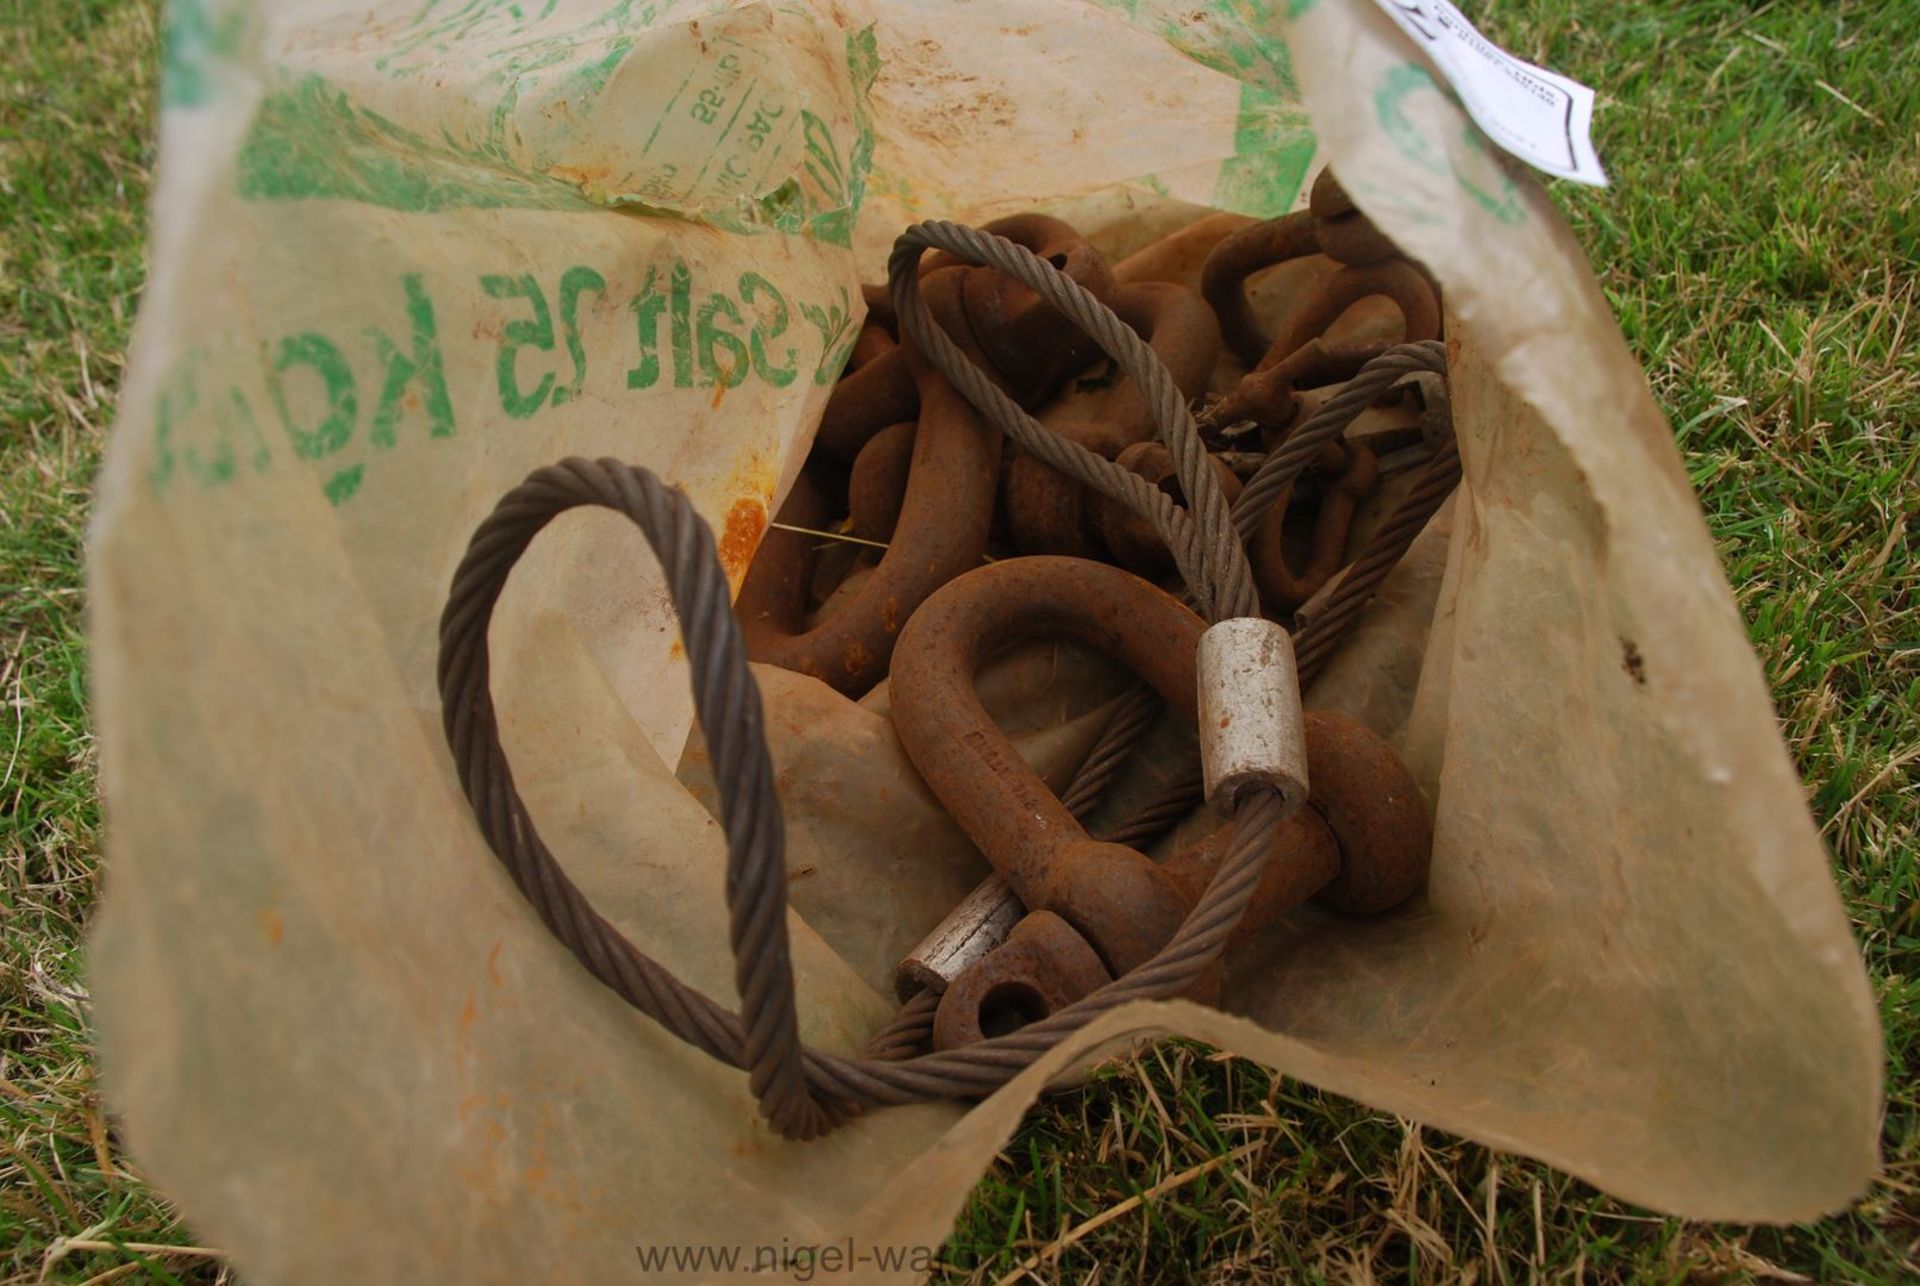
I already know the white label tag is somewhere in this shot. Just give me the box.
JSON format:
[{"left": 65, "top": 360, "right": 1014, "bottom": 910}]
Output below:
[{"left": 1371, "top": 0, "right": 1608, "bottom": 186}]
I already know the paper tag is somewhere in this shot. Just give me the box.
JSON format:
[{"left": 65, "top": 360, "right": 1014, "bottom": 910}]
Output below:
[{"left": 1372, "top": 0, "right": 1608, "bottom": 186}]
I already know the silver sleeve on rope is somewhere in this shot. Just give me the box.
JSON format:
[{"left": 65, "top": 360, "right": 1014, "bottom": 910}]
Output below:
[
  {"left": 1196, "top": 618, "right": 1309, "bottom": 814},
  {"left": 893, "top": 874, "right": 1025, "bottom": 1002}
]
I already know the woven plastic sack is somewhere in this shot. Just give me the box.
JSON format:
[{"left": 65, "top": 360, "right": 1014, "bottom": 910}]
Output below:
[{"left": 90, "top": 1, "right": 1879, "bottom": 1280}]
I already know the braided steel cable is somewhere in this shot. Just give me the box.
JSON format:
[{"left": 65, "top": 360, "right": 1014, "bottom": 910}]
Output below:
[
  {"left": 1231, "top": 340, "right": 1448, "bottom": 542},
  {"left": 888, "top": 221, "right": 1260, "bottom": 624},
  {"left": 1085, "top": 408, "right": 1463, "bottom": 849},
  {"left": 1059, "top": 683, "right": 1162, "bottom": 820},
  {"left": 1096, "top": 775, "right": 1207, "bottom": 848},
  {"left": 861, "top": 987, "right": 940, "bottom": 1061},
  {"left": 439, "top": 235, "right": 1454, "bottom": 1136},
  {"left": 441, "top": 459, "right": 1289, "bottom": 1134},
  {"left": 438, "top": 459, "right": 842, "bottom": 1139},
  {"left": 1295, "top": 436, "right": 1462, "bottom": 688}
]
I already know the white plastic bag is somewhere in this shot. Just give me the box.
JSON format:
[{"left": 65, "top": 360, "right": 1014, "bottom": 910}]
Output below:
[{"left": 91, "top": 2, "right": 1878, "bottom": 1280}]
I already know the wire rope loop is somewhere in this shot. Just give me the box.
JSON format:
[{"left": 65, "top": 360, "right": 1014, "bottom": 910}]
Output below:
[
  {"left": 433, "top": 328, "right": 1459, "bottom": 1137},
  {"left": 436, "top": 456, "right": 1295, "bottom": 1139},
  {"left": 436, "top": 457, "right": 841, "bottom": 1139}
]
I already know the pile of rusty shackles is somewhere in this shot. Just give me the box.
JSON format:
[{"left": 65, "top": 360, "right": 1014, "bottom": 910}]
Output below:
[
  {"left": 438, "top": 170, "right": 1461, "bottom": 1139},
  {"left": 740, "top": 172, "right": 1448, "bottom": 694}
]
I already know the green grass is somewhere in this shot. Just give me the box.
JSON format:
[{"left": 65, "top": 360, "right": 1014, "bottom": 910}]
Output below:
[
  {"left": 1, "top": 0, "right": 1914, "bottom": 1282},
  {"left": 1, "top": 2, "right": 230, "bottom": 1283}
]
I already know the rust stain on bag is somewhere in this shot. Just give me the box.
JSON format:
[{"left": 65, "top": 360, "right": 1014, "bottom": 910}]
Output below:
[{"left": 717, "top": 496, "right": 768, "bottom": 582}]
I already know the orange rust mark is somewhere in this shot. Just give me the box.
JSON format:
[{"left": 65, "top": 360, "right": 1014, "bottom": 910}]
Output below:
[
  {"left": 460, "top": 994, "right": 479, "bottom": 1032},
  {"left": 668, "top": 639, "right": 686, "bottom": 660},
  {"left": 717, "top": 496, "right": 768, "bottom": 581},
  {"left": 487, "top": 941, "right": 504, "bottom": 988},
  {"left": 257, "top": 908, "right": 284, "bottom": 947}
]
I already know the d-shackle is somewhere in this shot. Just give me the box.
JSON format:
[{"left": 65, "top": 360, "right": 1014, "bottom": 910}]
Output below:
[
  {"left": 1201, "top": 167, "right": 1442, "bottom": 376},
  {"left": 894, "top": 556, "right": 1432, "bottom": 970},
  {"left": 815, "top": 285, "right": 918, "bottom": 463},
  {"left": 892, "top": 557, "right": 1204, "bottom": 976},
  {"left": 888, "top": 557, "right": 1432, "bottom": 1049},
  {"left": 1249, "top": 438, "right": 1380, "bottom": 614},
  {"left": 927, "top": 703, "right": 1431, "bottom": 1049},
  {"left": 923, "top": 213, "right": 1116, "bottom": 406},
  {"left": 1003, "top": 280, "right": 1223, "bottom": 558},
  {"left": 736, "top": 291, "right": 1001, "bottom": 695}
]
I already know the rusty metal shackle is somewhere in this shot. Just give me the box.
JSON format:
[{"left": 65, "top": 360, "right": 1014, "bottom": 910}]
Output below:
[
  {"left": 1255, "top": 258, "right": 1442, "bottom": 377},
  {"left": 1096, "top": 441, "right": 1243, "bottom": 579},
  {"left": 1112, "top": 211, "right": 1259, "bottom": 292},
  {"left": 847, "top": 420, "right": 916, "bottom": 542},
  {"left": 930, "top": 911, "right": 1115, "bottom": 1050},
  {"left": 927, "top": 798, "right": 1331, "bottom": 1050},
  {"left": 1201, "top": 335, "right": 1395, "bottom": 436},
  {"left": 840, "top": 262, "right": 1019, "bottom": 546},
  {"left": 816, "top": 255, "right": 1074, "bottom": 467},
  {"left": 1200, "top": 209, "right": 1320, "bottom": 367},
  {"left": 897, "top": 544, "right": 1433, "bottom": 1052},
  {"left": 894, "top": 557, "right": 1428, "bottom": 973},
  {"left": 1308, "top": 168, "right": 1399, "bottom": 266},
  {"left": 1003, "top": 281, "right": 1222, "bottom": 558},
  {"left": 1201, "top": 171, "right": 1440, "bottom": 370},
  {"left": 892, "top": 557, "right": 1210, "bottom": 976},
  {"left": 1250, "top": 439, "right": 1379, "bottom": 614},
  {"left": 1201, "top": 255, "right": 1440, "bottom": 438},
  {"left": 737, "top": 333, "right": 1000, "bottom": 695},
  {"left": 816, "top": 285, "right": 919, "bottom": 463},
  {"left": 923, "top": 213, "right": 1116, "bottom": 406},
  {"left": 927, "top": 708, "right": 1430, "bottom": 1049}
]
